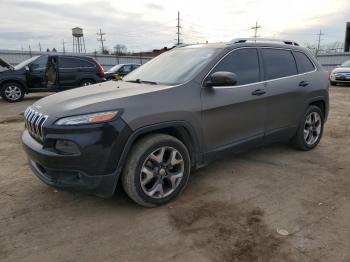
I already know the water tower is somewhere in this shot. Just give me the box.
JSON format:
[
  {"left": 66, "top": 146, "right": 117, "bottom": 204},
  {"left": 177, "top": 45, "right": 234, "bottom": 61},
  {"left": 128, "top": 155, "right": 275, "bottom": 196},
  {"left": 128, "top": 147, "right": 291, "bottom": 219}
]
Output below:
[{"left": 72, "top": 27, "right": 86, "bottom": 53}]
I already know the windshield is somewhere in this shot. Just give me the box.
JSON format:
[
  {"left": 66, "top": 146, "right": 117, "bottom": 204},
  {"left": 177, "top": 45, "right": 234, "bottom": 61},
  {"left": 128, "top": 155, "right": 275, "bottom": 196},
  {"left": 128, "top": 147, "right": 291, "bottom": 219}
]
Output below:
[
  {"left": 123, "top": 46, "right": 220, "bottom": 85},
  {"left": 13, "top": 56, "right": 39, "bottom": 70},
  {"left": 107, "top": 64, "right": 123, "bottom": 73},
  {"left": 340, "top": 60, "right": 350, "bottom": 67}
]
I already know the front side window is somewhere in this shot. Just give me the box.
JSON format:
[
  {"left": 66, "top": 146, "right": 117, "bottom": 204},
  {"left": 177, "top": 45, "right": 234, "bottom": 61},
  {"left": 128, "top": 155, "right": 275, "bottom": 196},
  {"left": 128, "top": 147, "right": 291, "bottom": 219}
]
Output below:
[
  {"left": 120, "top": 65, "right": 133, "bottom": 73},
  {"left": 30, "top": 55, "right": 48, "bottom": 71},
  {"left": 294, "top": 51, "right": 315, "bottom": 73},
  {"left": 261, "top": 48, "right": 297, "bottom": 80},
  {"left": 211, "top": 48, "right": 260, "bottom": 85}
]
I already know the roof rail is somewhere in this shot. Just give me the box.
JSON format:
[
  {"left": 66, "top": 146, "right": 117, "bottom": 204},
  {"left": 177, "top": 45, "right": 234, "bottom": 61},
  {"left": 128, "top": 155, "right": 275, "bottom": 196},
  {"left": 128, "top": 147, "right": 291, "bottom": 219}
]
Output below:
[{"left": 229, "top": 38, "right": 299, "bottom": 46}]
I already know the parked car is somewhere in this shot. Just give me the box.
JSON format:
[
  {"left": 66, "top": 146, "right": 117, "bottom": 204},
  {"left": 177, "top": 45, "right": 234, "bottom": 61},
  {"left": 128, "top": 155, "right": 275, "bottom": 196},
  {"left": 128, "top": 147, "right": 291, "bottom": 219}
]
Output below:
[
  {"left": 330, "top": 60, "right": 350, "bottom": 85},
  {"left": 0, "top": 55, "right": 105, "bottom": 102},
  {"left": 104, "top": 63, "right": 140, "bottom": 80},
  {"left": 22, "top": 38, "right": 329, "bottom": 207}
]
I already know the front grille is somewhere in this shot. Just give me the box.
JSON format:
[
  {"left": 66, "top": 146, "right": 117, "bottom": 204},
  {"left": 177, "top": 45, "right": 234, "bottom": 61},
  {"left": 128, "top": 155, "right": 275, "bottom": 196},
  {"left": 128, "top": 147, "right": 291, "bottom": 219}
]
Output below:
[{"left": 24, "top": 107, "right": 48, "bottom": 140}]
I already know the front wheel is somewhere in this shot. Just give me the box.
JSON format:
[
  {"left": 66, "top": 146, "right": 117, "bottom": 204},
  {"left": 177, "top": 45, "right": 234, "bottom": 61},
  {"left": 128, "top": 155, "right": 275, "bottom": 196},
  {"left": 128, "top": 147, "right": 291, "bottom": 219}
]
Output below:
[
  {"left": 122, "top": 134, "right": 191, "bottom": 207},
  {"left": 1, "top": 82, "right": 25, "bottom": 102},
  {"left": 290, "top": 105, "right": 324, "bottom": 151}
]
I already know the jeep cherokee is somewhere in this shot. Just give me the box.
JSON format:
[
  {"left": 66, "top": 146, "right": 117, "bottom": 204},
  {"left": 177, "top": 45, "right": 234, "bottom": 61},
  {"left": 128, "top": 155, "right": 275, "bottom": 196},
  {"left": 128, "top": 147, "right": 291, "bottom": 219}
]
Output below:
[{"left": 22, "top": 38, "right": 329, "bottom": 207}]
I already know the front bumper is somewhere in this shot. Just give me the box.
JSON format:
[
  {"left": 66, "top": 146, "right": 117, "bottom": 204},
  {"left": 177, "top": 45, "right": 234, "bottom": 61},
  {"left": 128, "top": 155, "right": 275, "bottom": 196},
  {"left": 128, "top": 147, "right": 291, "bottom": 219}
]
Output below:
[{"left": 22, "top": 118, "right": 132, "bottom": 197}]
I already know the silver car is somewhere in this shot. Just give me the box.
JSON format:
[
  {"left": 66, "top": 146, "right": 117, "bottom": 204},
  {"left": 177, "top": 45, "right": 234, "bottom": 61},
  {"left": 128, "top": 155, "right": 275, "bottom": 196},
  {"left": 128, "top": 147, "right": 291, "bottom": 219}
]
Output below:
[{"left": 330, "top": 60, "right": 350, "bottom": 85}]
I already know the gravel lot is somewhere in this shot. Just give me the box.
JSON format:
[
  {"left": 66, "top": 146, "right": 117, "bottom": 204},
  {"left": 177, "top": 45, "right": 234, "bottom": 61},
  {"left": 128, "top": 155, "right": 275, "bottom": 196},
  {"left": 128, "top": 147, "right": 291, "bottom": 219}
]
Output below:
[{"left": 0, "top": 87, "right": 350, "bottom": 262}]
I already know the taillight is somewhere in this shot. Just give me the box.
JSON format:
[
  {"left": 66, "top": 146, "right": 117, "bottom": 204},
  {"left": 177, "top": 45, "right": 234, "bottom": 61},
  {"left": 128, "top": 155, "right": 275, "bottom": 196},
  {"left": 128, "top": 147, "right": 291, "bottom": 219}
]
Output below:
[{"left": 94, "top": 59, "right": 105, "bottom": 77}]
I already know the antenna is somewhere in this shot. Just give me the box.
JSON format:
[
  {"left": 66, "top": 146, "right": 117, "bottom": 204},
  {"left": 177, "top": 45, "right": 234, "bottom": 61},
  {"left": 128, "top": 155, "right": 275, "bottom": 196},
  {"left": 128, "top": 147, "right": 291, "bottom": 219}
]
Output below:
[{"left": 97, "top": 28, "right": 106, "bottom": 53}]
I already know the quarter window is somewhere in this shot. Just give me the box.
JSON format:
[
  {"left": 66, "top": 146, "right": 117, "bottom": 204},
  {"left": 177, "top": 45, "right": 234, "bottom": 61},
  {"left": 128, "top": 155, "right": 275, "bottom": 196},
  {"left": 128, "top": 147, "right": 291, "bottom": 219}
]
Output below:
[
  {"left": 59, "top": 57, "right": 94, "bottom": 69},
  {"left": 211, "top": 48, "right": 260, "bottom": 85},
  {"left": 294, "top": 51, "right": 315, "bottom": 73},
  {"left": 261, "top": 49, "right": 297, "bottom": 80}
]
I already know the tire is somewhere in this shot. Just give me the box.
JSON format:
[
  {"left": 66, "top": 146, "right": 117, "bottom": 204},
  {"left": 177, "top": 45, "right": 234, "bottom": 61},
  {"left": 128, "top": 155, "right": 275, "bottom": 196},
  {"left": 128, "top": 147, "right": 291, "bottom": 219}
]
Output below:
[
  {"left": 1, "top": 82, "right": 25, "bottom": 102},
  {"left": 290, "top": 105, "right": 324, "bottom": 151},
  {"left": 122, "top": 134, "right": 191, "bottom": 207},
  {"left": 80, "top": 79, "right": 95, "bottom": 86},
  {"left": 330, "top": 81, "right": 337, "bottom": 86}
]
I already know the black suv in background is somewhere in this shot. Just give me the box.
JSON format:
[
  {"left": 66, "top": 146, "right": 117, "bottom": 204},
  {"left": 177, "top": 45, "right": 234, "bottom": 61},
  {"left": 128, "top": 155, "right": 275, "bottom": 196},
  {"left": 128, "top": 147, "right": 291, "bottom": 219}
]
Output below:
[
  {"left": 22, "top": 38, "right": 329, "bottom": 207},
  {"left": 0, "top": 55, "right": 105, "bottom": 102}
]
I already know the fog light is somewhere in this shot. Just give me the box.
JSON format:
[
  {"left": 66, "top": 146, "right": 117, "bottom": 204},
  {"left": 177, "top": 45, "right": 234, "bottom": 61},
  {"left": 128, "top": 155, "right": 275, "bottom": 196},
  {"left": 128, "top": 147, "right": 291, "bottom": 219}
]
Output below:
[{"left": 55, "top": 140, "right": 80, "bottom": 155}]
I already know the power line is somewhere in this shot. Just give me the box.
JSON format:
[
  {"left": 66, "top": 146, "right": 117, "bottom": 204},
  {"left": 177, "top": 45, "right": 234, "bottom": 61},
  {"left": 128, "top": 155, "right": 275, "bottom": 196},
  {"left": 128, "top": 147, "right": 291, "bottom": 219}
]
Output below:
[
  {"left": 176, "top": 11, "right": 182, "bottom": 45},
  {"left": 251, "top": 21, "right": 261, "bottom": 39},
  {"left": 316, "top": 29, "right": 324, "bottom": 56},
  {"left": 97, "top": 28, "right": 106, "bottom": 52},
  {"left": 62, "top": 39, "right": 66, "bottom": 53}
]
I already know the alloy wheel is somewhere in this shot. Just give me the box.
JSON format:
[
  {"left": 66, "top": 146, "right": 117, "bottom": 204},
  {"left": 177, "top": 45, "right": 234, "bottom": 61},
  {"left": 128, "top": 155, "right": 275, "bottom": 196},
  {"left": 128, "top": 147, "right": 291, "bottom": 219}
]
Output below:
[
  {"left": 140, "top": 146, "right": 184, "bottom": 199},
  {"left": 303, "top": 111, "right": 322, "bottom": 146},
  {"left": 4, "top": 85, "right": 22, "bottom": 101}
]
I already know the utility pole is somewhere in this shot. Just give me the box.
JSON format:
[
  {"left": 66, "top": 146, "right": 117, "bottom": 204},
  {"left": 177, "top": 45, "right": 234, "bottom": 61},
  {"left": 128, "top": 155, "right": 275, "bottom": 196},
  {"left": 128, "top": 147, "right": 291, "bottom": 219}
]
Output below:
[
  {"left": 29, "top": 45, "right": 32, "bottom": 57},
  {"left": 97, "top": 28, "right": 106, "bottom": 53},
  {"left": 251, "top": 21, "right": 261, "bottom": 39},
  {"left": 38, "top": 42, "right": 42, "bottom": 52},
  {"left": 176, "top": 11, "right": 182, "bottom": 45},
  {"left": 62, "top": 39, "right": 66, "bottom": 53},
  {"left": 315, "top": 30, "right": 324, "bottom": 57}
]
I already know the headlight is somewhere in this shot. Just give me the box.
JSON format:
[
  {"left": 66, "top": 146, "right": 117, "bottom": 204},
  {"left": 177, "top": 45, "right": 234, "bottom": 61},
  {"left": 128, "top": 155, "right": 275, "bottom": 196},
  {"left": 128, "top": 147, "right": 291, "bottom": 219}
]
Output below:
[{"left": 55, "top": 111, "right": 119, "bottom": 126}]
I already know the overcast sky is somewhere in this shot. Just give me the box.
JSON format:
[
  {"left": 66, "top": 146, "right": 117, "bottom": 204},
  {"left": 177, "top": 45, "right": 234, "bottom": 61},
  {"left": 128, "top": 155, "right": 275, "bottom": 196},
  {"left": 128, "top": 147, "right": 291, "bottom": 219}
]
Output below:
[{"left": 0, "top": 0, "right": 349, "bottom": 52}]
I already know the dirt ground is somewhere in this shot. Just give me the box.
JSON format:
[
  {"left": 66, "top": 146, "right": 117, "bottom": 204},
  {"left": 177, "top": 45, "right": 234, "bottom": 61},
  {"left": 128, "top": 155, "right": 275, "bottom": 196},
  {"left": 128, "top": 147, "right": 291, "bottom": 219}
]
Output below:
[{"left": 0, "top": 87, "right": 350, "bottom": 262}]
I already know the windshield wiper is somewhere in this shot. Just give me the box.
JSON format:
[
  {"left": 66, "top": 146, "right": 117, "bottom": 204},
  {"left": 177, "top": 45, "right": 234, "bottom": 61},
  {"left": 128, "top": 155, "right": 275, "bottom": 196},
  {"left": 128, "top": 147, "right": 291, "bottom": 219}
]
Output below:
[{"left": 125, "top": 79, "right": 158, "bottom": 85}]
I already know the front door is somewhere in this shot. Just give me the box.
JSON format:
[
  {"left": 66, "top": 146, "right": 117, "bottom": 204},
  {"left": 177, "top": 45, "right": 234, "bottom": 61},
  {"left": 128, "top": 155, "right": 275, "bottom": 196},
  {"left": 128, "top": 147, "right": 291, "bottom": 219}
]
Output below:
[
  {"left": 27, "top": 55, "right": 48, "bottom": 89},
  {"left": 201, "top": 48, "right": 266, "bottom": 153}
]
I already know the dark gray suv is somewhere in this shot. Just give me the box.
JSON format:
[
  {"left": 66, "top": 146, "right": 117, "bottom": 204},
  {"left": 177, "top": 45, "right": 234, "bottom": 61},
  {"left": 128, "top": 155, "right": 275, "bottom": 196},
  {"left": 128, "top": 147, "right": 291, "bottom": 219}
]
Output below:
[{"left": 22, "top": 38, "right": 329, "bottom": 207}]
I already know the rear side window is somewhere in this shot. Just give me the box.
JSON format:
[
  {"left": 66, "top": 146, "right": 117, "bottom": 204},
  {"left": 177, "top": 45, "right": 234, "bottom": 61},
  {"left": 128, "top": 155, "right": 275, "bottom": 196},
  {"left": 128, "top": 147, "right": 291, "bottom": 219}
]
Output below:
[
  {"left": 294, "top": 51, "right": 315, "bottom": 73},
  {"left": 261, "top": 49, "right": 297, "bottom": 80},
  {"left": 211, "top": 48, "right": 260, "bottom": 85},
  {"left": 59, "top": 57, "right": 95, "bottom": 69}
]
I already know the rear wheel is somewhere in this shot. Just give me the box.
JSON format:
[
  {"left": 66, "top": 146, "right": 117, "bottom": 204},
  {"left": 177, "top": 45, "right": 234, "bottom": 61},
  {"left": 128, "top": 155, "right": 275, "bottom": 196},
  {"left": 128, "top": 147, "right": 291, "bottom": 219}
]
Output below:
[
  {"left": 122, "top": 134, "right": 191, "bottom": 207},
  {"left": 290, "top": 105, "right": 324, "bottom": 151},
  {"left": 1, "top": 82, "right": 24, "bottom": 102},
  {"left": 80, "top": 79, "right": 95, "bottom": 86}
]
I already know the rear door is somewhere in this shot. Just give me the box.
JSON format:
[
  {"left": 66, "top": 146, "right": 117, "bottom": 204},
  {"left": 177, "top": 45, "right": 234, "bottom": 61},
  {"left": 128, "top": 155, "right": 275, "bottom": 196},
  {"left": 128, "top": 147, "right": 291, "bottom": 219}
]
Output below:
[
  {"left": 261, "top": 48, "right": 307, "bottom": 141},
  {"left": 58, "top": 57, "right": 96, "bottom": 89},
  {"left": 201, "top": 48, "right": 266, "bottom": 152},
  {"left": 57, "top": 56, "right": 79, "bottom": 89}
]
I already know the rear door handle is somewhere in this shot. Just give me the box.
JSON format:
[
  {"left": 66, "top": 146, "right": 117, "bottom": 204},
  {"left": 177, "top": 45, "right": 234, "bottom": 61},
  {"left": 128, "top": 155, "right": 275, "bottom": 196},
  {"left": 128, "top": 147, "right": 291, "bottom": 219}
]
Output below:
[
  {"left": 299, "top": 81, "right": 309, "bottom": 87},
  {"left": 252, "top": 89, "right": 266, "bottom": 96}
]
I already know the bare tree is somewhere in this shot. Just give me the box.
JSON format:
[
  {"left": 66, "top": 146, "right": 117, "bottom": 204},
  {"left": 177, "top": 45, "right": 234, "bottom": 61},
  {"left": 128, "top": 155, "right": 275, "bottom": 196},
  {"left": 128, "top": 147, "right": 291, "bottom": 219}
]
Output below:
[{"left": 114, "top": 44, "right": 127, "bottom": 55}]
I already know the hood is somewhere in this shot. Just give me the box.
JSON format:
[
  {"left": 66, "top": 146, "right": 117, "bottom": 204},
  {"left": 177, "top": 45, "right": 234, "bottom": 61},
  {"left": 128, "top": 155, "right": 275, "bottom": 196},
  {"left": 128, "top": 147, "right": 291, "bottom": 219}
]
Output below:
[
  {"left": 32, "top": 80, "right": 170, "bottom": 120},
  {"left": 332, "top": 67, "right": 350, "bottom": 73},
  {"left": 0, "top": 57, "right": 14, "bottom": 70}
]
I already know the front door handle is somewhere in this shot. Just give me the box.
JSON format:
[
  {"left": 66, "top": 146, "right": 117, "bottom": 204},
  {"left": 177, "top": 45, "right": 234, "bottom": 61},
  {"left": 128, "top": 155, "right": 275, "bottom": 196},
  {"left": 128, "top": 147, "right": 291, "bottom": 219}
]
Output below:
[
  {"left": 299, "top": 81, "right": 309, "bottom": 87},
  {"left": 252, "top": 89, "right": 266, "bottom": 96}
]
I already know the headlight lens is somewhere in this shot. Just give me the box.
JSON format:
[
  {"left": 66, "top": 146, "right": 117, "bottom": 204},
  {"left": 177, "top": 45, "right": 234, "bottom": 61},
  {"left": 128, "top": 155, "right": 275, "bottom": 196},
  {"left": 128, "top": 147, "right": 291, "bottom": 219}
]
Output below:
[{"left": 55, "top": 111, "right": 119, "bottom": 126}]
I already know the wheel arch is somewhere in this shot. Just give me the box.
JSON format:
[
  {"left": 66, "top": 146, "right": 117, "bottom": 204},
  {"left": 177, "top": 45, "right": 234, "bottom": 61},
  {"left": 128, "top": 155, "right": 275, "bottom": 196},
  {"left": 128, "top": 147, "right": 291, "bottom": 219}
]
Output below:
[
  {"left": 308, "top": 98, "right": 327, "bottom": 121},
  {"left": 0, "top": 79, "right": 27, "bottom": 92},
  {"left": 115, "top": 121, "right": 202, "bottom": 176}
]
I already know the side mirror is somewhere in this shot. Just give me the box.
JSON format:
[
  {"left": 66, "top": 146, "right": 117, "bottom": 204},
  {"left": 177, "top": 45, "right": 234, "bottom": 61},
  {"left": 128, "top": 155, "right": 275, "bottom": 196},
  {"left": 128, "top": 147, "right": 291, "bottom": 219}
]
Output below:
[
  {"left": 25, "top": 66, "right": 30, "bottom": 71},
  {"left": 205, "top": 71, "right": 238, "bottom": 87}
]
